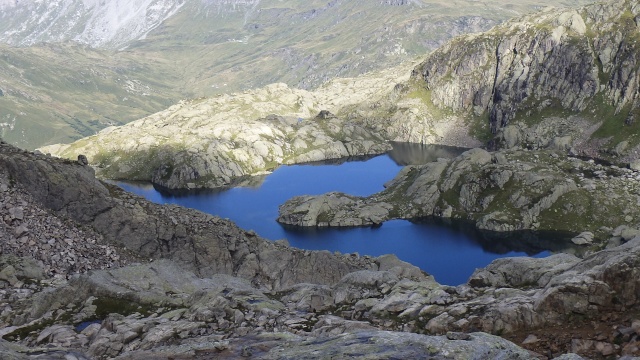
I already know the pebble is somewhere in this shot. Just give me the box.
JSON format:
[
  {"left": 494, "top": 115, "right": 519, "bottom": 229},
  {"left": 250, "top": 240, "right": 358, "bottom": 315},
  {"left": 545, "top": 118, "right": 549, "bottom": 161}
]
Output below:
[{"left": 522, "top": 334, "right": 539, "bottom": 344}]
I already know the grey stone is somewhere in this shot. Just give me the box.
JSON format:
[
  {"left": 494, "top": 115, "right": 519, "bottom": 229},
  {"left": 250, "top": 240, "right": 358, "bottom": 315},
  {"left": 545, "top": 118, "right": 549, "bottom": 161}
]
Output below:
[
  {"left": 469, "top": 254, "right": 580, "bottom": 288},
  {"left": 571, "top": 231, "right": 594, "bottom": 245},
  {"left": 13, "top": 225, "right": 28, "bottom": 238},
  {"left": 0, "top": 265, "right": 19, "bottom": 286},
  {"left": 522, "top": 334, "right": 539, "bottom": 345},
  {"left": 8, "top": 207, "right": 23, "bottom": 220}
]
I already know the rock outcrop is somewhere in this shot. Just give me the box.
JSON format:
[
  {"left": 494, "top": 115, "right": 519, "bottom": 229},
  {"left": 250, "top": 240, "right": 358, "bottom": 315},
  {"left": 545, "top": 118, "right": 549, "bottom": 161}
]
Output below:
[
  {"left": 40, "top": 75, "right": 404, "bottom": 190},
  {"left": 408, "top": 0, "right": 640, "bottom": 160},
  {"left": 279, "top": 148, "right": 640, "bottom": 240}
]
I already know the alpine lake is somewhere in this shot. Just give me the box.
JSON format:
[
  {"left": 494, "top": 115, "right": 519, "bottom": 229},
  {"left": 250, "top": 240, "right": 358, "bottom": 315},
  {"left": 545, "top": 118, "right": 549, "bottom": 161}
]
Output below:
[{"left": 116, "top": 142, "right": 577, "bottom": 285}]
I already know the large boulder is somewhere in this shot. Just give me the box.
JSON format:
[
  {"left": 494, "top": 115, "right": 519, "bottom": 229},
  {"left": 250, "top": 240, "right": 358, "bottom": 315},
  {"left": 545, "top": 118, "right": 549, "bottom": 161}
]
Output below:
[{"left": 468, "top": 253, "right": 580, "bottom": 288}]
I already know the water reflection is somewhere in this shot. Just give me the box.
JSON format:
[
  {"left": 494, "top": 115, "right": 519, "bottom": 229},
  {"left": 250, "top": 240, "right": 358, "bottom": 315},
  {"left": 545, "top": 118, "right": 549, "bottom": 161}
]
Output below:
[
  {"left": 387, "top": 142, "right": 467, "bottom": 166},
  {"left": 415, "top": 217, "right": 578, "bottom": 255}
]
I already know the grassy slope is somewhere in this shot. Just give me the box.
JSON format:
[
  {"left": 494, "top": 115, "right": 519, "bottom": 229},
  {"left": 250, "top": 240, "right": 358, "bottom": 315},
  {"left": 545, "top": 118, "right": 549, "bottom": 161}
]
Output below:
[{"left": 0, "top": 44, "right": 180, "bottom": 148}]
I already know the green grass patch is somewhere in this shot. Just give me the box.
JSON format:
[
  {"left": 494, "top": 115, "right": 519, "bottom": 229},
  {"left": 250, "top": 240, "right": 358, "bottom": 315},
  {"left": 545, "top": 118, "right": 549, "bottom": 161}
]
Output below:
[
  {"left": 93, "top": 296, "right": 156, "bottom": 319},
  {"left": 590, "top": 92, "right": 640, "bottom": 146},
  {"left": 469, "top": 112, "right": 493, "bottom": 143}
]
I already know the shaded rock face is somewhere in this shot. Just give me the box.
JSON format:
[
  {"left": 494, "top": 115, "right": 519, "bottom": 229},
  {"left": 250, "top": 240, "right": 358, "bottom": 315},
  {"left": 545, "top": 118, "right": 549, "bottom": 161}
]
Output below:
[
  {"left": 412, "top": 1, "right": 640, "bottom": 158},
  {"left": 278, "top": 148, "right": 640, "bottom": 237}
]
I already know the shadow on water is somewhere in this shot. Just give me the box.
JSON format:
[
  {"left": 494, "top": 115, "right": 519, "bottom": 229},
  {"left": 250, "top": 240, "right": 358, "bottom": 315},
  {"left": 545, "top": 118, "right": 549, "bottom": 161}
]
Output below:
[
  {"left": 150, "top": 154, "right": 385, "bottom": 197},
  {"left": 150, "top": 174, "right": 270, "bottom": 196},
  {"left": 413, "top": 217, "right": 581, "bottom": 256},
  {"left": 387, "top": 142, "right": 468, "bottom": 166}
]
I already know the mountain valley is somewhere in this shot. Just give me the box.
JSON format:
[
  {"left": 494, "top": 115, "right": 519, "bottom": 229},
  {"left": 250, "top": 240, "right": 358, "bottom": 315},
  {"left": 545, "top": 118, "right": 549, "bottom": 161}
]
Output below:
[{"left": 5, "top": 0, "right": 640, "bottom": 359}]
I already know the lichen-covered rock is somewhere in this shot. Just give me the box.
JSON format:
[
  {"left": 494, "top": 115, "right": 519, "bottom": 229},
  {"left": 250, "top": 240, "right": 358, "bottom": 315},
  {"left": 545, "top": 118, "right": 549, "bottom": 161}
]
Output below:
[
  {"left": 277, "top": 192, "right": 393, "bottom": 227},
  {"left": 248, "top": 331, "right": 539, "bottom": 360}
]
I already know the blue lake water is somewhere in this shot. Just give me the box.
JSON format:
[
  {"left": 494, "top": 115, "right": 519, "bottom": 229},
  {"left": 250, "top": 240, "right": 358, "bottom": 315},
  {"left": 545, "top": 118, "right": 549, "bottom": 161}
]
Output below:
[{"left": 116, "top": 143, "right": 562, "bottom": 285}]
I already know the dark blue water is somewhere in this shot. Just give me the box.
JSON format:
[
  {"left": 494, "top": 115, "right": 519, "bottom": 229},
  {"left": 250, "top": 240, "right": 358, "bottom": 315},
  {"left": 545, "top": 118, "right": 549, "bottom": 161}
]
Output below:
[
  {"left": 75, "top": 320, "right": 101, "bottom": 332},
  {"left": 116, "top": 144, "right": 557, "bottom": 285}
]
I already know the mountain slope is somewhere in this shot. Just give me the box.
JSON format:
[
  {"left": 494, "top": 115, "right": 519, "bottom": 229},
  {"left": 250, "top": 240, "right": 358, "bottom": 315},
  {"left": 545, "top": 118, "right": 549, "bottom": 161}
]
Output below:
[
  {"left": 0, "top": 0, "right": 596, "bottom": 149},
  {"left": 0, "top": 0, "right": 185, "bottom": 48},
  {"left": 0, "top": 43, "right": 180, "bottom": 148}
]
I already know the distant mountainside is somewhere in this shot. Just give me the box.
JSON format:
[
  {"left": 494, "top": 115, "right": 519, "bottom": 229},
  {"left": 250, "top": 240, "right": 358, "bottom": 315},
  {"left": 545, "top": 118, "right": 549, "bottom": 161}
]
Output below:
[
  {"left": 0, "top": 0, "right": 185, "bottom": 48},
  {"left": 0, "top": 0, "right": 595, "bottom": 149}
]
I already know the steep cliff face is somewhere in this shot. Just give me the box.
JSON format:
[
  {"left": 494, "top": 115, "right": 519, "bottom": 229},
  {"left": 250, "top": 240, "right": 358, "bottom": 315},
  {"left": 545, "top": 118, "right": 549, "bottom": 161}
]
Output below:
[{"left": 410, "top": 0, "right": 640, "bottom": 159}]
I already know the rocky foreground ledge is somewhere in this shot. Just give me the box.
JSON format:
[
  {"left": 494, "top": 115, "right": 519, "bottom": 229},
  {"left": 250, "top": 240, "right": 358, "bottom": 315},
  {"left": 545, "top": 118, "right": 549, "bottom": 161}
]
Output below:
[
  {"left": 4, "top": 142, "right": 640, "bottom": 359},
  {"left": 278, "top": 148, "right": 640, "bottom": 244}
]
